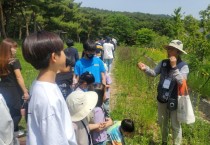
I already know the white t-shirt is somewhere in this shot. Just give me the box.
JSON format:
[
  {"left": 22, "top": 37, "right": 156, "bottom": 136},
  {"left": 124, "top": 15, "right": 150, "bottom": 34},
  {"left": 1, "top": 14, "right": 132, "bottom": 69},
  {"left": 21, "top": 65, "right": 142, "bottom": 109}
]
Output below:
[
  {"left": 103, "top": 43, "right": 115, "bottom": 59},
  {"left": 27, "top": 81, "right": 77, "bottom": 145},
  {"left": 0, "top": 94, "right": 14, "bottom": 145}
]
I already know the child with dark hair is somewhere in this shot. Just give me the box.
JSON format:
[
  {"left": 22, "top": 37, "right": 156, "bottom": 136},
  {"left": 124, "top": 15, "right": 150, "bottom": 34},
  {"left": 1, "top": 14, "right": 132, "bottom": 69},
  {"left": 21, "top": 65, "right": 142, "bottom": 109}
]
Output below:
[
  {"left": 22, "top": 30, "right": 77, "bottom": 145},
  {"left": 64, "top": 39, "right": 79, "bottom": 67},
  {"left": 74, "top": 71, "right": 95, "bottom": 92},
  {"left": 55, "top": 51, "right": 74, "bottom": 99},
  {"left": 74, "top": 40, "right": 106, "bottom": 85},
  {"left": 89, "top": 83, "right": 113, "bottom": 145},
  {"left": 106, "top": 119, "right": 135, "bottom": 145},
  {"left": 95, "top": 38, "right": 104, "bottom": 60}
]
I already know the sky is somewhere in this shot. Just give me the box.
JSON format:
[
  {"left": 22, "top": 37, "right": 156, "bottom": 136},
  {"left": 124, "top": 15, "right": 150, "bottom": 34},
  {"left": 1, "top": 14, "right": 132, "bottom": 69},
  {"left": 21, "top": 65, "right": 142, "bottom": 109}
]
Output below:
[{"left": 74, "top": 0, "right": 210, "bottom": 19}]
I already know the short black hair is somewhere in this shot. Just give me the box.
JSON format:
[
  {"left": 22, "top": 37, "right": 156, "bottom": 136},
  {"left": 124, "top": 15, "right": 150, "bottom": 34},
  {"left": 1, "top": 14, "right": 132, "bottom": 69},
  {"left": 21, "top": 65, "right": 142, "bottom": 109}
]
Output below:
[
  {"left": 22, "top": 30, "right": 63, "bottom": 70},
  {"left": 66, "top": 39, "right": 74, "bottom": 47},
  {"left": 79, "top": 71, "right": 95, "bottom": 85},
  {"left": 83, "top": 40, "right": 96, "bottom": 51},
  {"left": 121, "top": 119, "right": 135, "bottom": 133}
]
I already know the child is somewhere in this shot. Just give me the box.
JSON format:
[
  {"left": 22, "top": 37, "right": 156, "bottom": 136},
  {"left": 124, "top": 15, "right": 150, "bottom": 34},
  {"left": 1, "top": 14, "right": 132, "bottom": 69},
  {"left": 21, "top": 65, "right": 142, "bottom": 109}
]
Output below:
[
  {"left": 22, "top": 30, "right": 77, "bottom": 145},
  {"left": 74, "top": 40, "right": 106, "bottom": 84},
  {"left": 106, "top": 119, "right": 135, "bottom": 145},
  {"left": 66, "top": 91, "right": 98, "bottom": 145},
  {"left": 89, "top": 83, "right": 113, "bottom": 145},
  {"left": 74, "top": 71, "right": 95, "bottom": 92},
  {"left": 64, "top": 39, "right": 79, "bottom": 68},
  {"left": 55, "top": 51, "right": 74, "bottom": 99}
]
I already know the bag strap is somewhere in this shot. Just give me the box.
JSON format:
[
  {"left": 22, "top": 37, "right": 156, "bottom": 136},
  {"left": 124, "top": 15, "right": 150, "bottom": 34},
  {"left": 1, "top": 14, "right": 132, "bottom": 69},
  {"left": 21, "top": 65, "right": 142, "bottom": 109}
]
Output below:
[
  {"left": 81, "top": 120, "right": 91, "bottom": 145},
  {"left": 178, "top": 79, "right": 189, "bottom": 96}
]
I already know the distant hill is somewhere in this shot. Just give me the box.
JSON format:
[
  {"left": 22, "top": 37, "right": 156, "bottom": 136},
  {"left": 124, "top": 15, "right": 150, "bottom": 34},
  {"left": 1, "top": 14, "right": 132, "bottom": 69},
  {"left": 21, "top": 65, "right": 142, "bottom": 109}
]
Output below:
[{"left": 81, "top": 7, "right": 172, "bottom": 20}]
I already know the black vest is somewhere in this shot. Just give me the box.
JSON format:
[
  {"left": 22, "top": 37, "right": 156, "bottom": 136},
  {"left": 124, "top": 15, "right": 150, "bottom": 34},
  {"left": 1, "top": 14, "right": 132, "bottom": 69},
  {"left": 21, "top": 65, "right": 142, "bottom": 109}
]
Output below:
[{"left": 157, "top": 59, "right": 186, "bottom": 103}]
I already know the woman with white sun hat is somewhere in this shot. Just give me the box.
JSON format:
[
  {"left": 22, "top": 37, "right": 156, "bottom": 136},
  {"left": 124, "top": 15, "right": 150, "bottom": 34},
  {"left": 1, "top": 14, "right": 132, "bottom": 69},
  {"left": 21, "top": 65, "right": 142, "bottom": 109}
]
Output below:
[{"left": 137, "top": 40, "right": 189, "bottom": 145}]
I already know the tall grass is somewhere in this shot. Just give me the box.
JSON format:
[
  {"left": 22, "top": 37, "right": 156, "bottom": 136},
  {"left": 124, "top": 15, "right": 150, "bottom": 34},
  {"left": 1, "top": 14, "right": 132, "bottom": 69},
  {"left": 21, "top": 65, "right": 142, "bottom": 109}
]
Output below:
[
  {"left": 111, "top": 47, "right": 210, "bottom": 144},
  {"left": 15, "top": 40, "right": 210, "bottom": 144},
  {"left": 111, "top": 47, "right": 160, "bottom": 144}
]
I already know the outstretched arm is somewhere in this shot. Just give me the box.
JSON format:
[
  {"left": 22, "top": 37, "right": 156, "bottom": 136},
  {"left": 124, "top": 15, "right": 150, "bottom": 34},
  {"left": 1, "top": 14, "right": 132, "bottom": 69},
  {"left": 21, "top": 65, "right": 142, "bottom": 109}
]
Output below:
[{"left": 137, "top": 61, "right": 162, "bottom": 77}]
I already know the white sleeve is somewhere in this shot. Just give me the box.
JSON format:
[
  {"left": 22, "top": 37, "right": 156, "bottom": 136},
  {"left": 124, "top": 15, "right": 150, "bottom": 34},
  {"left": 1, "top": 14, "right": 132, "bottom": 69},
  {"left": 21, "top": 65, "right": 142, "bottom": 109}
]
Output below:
[
  {"left": 40, "top": 115, "right": 73, "bottom": 145},
  {"left": 0, "top": 95, "right": 14, "bottom": 145}
]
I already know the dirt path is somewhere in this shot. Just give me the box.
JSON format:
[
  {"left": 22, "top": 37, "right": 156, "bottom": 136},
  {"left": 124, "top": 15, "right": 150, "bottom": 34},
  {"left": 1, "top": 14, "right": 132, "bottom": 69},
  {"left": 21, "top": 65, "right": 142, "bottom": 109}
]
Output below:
[{"left": 110, "top": 72, "right": 118, "bottom": 112}]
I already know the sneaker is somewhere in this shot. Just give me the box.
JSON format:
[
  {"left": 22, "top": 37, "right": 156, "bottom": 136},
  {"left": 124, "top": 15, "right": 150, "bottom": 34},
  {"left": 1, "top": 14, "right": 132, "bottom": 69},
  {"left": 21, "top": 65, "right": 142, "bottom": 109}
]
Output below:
[{"left": 14, "top": 130, "right": 25, "bottom": 138}]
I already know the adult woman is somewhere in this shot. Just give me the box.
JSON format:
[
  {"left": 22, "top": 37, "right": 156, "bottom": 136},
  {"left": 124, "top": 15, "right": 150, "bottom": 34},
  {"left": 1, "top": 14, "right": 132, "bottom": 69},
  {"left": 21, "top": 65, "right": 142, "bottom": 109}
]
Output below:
[
  {"left": 137, "top": 40, "right": 189, "bottom": 145},
  {"left": 0, "top": 38, "right": 29, "bottom": 137}
]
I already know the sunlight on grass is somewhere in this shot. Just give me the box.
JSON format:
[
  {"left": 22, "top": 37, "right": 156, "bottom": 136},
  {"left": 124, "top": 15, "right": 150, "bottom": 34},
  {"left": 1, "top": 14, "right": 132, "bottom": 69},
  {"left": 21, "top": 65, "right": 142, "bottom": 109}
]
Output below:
[{"left": 111, "top": 46, "right": 210, "bottom": 145}]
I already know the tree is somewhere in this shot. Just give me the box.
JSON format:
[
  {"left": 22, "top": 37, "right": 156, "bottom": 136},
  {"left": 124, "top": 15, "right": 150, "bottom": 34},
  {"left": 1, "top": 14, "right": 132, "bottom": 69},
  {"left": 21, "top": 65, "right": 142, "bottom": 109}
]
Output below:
[
  {"left": 0, "top": 0, "right": 6, "bottom": 38},
  {"left": 104, "top": 13, "right": 136, "bottom": 45},
  {"left": 136, "top": 28, "right": 157, "bottom": 47},
  {"left": 171, "top": 7, "right": 185, "bottom": 39}
]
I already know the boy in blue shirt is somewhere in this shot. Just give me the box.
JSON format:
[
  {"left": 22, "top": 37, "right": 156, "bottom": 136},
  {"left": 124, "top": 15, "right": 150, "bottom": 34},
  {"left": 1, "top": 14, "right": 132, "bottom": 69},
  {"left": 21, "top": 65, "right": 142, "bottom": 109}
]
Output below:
[{"left": 74, "top": 40, "right": 106, "bottom": 84}]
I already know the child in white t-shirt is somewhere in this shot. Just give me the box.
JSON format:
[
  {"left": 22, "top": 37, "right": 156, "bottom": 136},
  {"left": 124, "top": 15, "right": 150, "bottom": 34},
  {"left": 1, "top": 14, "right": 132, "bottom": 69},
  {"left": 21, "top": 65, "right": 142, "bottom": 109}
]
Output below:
[{"left": 22, "top": 31, "right": 77, "bottom": 145}]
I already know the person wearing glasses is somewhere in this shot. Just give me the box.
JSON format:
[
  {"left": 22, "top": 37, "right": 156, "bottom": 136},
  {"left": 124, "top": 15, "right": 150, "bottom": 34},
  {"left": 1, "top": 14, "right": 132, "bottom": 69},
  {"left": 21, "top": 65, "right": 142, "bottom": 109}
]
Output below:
[{"left": 137, "top": 40, "right": 189, "bottom": 145}]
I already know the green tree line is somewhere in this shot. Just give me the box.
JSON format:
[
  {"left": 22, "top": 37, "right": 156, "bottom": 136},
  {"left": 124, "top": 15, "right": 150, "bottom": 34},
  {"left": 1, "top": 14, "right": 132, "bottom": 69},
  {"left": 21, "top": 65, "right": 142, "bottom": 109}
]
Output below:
[{"left": 0, "top": 0, "right": 210, "bottom": 95}]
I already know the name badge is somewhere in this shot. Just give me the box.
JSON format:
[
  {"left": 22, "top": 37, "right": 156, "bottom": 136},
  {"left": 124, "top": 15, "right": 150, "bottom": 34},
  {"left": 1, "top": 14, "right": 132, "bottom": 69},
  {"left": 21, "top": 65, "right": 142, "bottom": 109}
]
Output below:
[{"left": 163, "top": 78, "right": 171, "bottom": 89}]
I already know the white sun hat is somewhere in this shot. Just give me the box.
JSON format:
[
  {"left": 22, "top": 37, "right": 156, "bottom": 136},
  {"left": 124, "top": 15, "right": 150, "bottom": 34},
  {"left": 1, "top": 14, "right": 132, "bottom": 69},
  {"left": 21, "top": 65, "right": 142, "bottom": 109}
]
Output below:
[
  {"left": 165, "top": 40, "right": 187, "bottom": 54},
  {"left": 66, "top": 91, "right": 98, "bottom": 122}
]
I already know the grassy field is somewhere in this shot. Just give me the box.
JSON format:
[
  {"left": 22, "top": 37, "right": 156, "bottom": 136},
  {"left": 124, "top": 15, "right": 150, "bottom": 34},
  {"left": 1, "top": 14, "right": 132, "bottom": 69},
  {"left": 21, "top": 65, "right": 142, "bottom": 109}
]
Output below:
[
  {"left": 16, "top": 41, "right": 210, "bottom": 144},
  {"left": 110, "top": 46, "right": 210, "bottom": 144}
]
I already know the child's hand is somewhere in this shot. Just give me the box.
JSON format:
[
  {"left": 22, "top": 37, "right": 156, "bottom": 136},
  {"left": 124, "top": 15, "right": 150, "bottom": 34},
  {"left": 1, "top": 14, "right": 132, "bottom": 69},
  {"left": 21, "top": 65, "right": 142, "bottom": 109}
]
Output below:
[
  {"left": 97, "top": 123, "right": 106, "bottom": 131},
  {"left": 105, "top": 118, "right": 113, "bottom": 127},
  {"left": 99, "top": 122, "right": 106, "bottom": 128}
]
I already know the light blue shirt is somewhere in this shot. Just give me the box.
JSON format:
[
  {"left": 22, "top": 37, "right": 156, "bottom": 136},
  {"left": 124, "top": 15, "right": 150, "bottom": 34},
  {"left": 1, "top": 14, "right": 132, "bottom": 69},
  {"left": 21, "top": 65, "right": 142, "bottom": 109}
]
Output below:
[
  {"left": 107, "top": 121, "right": 125, "bottom": 145},
  {"left": 74, "top": 57, "right": 105, "bottom": 83}
]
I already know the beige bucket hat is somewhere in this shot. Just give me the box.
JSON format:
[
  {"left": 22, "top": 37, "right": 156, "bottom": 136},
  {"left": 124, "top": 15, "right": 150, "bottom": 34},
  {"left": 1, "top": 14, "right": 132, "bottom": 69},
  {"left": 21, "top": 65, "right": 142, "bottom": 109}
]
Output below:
[
  {"left": 165, "top": 40, "right": 187, "bottom": 54},
  {"left": 66, "top": 91, "right": 98, "bottom": 122}
]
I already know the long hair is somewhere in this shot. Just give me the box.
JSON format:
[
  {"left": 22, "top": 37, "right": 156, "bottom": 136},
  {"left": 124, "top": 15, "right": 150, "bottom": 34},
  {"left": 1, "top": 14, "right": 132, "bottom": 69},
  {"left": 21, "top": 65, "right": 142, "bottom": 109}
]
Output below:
[
  {"left": 0, "top": 38, "right": 17, "bottom": 76},
  {"left": 89, "top": 83, "right": 105, "bottom": 107}
]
